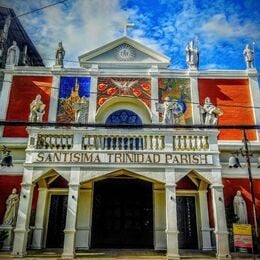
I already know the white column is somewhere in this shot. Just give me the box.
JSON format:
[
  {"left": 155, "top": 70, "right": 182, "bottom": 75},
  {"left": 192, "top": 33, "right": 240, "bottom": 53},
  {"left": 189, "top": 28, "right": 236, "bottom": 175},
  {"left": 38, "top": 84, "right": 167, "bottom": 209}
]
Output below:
[
  {"left": 248, "top": 73, "right": 260, "bottom": 139},
  {"left": 154, "top": 184, "right": 166, "bottom": 250},
  {"left": 48, "top": 74, "right": 60, "bottom": 122},
  {"left": 189, "top": 72, "right": 201, "bottom": 124},
  {"left": 165, "top": 168, "right": 180, "bottom": 260},
  {"left": 150, "top": 65, "right": 159, "bottom": 123},
  {"left": 210, "top": 183, "right": 231, "bottom": 259},
  {"left": 31, "top": 187, "right": 48, "bottom": 249},
  {"left": 88, "top": 69, "right": 98, "bottom": 123},
  {"left": 75, "top": 186, "right": 93, "bottom": 249},
  {"left": 12, "top": 168, "right": 34, "bottom": 257},
  {"left": 0, "top": 73, "right": 13, "bottom": 137},
  {"left": 198, "top": 190, "right": 212, "bottom": 250},
  {"left": 62, "top": 167, "right": 80, "bottom": 259}
]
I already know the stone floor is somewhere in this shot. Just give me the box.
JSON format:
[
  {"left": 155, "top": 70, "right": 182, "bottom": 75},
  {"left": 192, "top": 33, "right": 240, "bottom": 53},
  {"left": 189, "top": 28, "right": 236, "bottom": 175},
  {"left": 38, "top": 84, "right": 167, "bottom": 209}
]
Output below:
[{"left": 0, "top": 249, "right": 259, "bottom": 259}]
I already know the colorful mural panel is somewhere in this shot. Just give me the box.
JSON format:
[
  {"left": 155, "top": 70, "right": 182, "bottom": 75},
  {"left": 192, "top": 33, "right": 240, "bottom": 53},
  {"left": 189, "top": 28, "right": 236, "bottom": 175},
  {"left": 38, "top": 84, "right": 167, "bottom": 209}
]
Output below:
[
  {"left": 158, "top": 78, "right": 191, "bottom": 124},
  {"left": 4, "top": 76, "right": 53, "bottom": 137},
  {"left": 97, "top": 78, "right": 151, "bottom": 109},
  {"left": 57, "top": 77, "right": 91, "bottom": 123}
]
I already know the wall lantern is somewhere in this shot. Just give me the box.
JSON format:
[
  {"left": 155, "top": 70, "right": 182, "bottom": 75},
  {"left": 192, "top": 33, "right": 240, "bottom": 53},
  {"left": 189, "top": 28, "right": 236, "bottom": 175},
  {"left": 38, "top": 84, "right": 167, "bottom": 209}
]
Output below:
[{"left": 0, "top": 145, "right": 13, "bottom": 167}]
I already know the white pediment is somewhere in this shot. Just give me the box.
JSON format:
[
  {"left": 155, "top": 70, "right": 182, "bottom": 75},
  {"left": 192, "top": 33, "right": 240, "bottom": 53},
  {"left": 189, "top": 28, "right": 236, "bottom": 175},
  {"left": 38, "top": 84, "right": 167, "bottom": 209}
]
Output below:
[{"left": 79, "top": 36, "right": 170, "bottom": 69}]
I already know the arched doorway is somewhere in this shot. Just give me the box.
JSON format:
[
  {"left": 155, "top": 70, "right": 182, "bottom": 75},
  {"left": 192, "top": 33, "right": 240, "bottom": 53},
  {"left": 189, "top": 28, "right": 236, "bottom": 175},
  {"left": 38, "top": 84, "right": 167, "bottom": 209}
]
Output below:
[{"left": 91, "top": 177, "right": 153, "bottom": 248}]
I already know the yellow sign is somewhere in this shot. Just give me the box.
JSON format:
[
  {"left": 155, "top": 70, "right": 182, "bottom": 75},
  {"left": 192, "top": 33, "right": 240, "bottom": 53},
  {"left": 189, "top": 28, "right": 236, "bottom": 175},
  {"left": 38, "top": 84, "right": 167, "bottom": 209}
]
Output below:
[
  {"left": 233, "top": 224, "right": 253, "bottom": 248},
  {"left": 233, "top": 224, "right": 252, "bottom": 236}
]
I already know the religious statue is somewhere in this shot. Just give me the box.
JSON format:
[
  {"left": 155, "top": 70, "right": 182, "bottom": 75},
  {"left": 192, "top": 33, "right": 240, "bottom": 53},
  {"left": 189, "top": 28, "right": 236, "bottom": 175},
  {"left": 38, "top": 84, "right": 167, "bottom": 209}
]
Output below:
[
  {"left": 198, "top": 97, "right": 223, "bottom": 125},
  {"left": 73, "top": 96, "right": 89, "bottom": 123},
  {"left": 156, "top": 97, "right": 186, "bottom": 125},
  {"left": 185, "top": 40, "right": 199, "bottom": 69},
  {"left": 2, "top": 188, "right": 19, "bottom": 226},
  {"left": 55, "top": 41, "right": 65, "bottom": 67},
  {"left": 29, "top": 95, "right": 46, "bottom": 122},
  {"left": 6, "top": 41, "right": 20, "bottom": 66},
  {"left": 233, "top": 190, "right": 248, "bottom": 224},
  {"left": 243, "top": 44, "right": 254, "bottom": 69}
]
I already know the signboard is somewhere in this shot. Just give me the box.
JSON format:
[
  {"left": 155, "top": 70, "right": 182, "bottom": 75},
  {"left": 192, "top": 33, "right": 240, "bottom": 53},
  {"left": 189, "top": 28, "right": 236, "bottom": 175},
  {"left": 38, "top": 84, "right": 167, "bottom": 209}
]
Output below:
[
  {"left": 32, "top": 151, "right": 213, "bottom": 165},
  {"left": 233, "top": 224, "right": 253, "bottom": 248}
]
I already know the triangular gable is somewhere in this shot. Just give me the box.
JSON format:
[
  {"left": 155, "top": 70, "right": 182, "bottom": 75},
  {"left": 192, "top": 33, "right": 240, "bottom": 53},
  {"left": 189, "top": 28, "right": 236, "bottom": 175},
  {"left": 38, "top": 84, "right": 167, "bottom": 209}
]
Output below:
[{"left": 79, "top": 36, "right": 170, "bottom": 68}]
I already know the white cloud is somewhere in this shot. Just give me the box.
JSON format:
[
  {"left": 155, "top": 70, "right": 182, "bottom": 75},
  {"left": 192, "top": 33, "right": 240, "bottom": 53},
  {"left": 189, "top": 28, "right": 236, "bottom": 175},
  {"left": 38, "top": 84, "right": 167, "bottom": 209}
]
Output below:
[{"left": 200, "top": 14, "right": 260, "bottom": 39}]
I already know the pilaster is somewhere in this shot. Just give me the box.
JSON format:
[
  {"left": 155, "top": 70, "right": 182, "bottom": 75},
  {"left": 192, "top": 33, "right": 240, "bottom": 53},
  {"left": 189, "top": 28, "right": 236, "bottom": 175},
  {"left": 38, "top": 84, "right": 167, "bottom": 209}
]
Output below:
[
  {"left": 75, "top": 186, "right": 93, "bottom": 249},
  {"left": 48, "top": 74, "right": 60, "bottom": 122},
  {"left": 0, "top": 72, "right": 13, "bottom": 137},
  {"left": 88, "top": 66, "right": 98, "bottom": 123},
  {"left": 210, "top": 181, "right": 231, "bottom": 259},
  {"left": 62, "top": 167, "right": 80, "bottom": 259},
  {"left": 165, "top": 168, "right": 180, "bottom": 260},
  {"left": 31, "top": 187, "right": 48, "bottom": 249},
  {"left": 12, "top": 168, "right": 34, "bottom": 257},
  {"left": 154, "top": 185, "right": 166, "bottom": 250},
  {"left": 198, "top": 190, "right": 212, "bottom": 250},
  {"left": 247, "top": 70, "right": 260, "bottom": 139},
  {"left": 150, "top": 65, "right": 159, "bottom": 124},
  {"left": 189, "top": 71, "right": 201, "bottom": 124}
]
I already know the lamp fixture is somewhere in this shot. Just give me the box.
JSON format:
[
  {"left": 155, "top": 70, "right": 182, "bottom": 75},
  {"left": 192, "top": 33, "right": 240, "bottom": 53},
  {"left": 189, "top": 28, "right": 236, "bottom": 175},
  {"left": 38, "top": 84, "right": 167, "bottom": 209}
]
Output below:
[
  {"left": 228, "top": 155, "right": 241, "bottom": 168},
  {"left": 0, "top": 145, "right": 13, "bottom": 167}
]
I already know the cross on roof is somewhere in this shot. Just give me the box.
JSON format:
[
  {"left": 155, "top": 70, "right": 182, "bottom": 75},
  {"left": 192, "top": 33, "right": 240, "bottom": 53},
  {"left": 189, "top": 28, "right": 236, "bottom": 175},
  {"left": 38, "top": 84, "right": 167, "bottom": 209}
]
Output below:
[{"left": 124, "top": 22, "right": 134, "bottom": 36}]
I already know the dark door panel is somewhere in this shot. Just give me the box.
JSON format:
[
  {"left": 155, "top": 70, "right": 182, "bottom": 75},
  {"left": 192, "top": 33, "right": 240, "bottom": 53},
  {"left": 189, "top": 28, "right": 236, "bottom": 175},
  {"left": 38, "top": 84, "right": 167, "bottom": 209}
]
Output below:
[
  {"left": 46, "top": 195, "right": 68, "bottom": 248},
  {"left": 177, "top": 196, "right": 198, "bottom": 249},
  {"left": 91, "top": 178, "right": 153, "bottom": 248}
]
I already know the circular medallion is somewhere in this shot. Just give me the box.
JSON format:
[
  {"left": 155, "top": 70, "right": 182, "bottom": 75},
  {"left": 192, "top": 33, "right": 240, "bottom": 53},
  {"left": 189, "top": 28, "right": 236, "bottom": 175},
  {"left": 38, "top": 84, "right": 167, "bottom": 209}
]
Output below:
[{"left": 116, "top": 44, "right": 135, "bottom": 61}]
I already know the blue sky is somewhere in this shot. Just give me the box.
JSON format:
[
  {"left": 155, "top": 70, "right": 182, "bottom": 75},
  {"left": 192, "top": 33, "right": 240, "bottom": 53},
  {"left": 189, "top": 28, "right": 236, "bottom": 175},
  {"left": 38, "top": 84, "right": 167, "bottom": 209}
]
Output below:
[{"left": 2, "top": 0, "right": 260, "bottom": 69}]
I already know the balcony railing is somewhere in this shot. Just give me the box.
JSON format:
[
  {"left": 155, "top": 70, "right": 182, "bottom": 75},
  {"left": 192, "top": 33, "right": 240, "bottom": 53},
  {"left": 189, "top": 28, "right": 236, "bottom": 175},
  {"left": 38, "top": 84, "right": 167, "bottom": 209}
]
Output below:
[{"left": 27, "top": 127, "right": 215, "bottom": 152}]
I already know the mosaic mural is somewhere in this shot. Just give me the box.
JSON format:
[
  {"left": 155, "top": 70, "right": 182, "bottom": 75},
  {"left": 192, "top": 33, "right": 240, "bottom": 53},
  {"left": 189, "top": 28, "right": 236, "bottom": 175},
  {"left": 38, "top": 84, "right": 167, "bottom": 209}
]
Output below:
[
  {"left": 57, "top": 77, "right": 91, "bottom": 123},
  {"left": 97, "top": 77, "right": 151, "bottom": 109},
  {"left": 158, "top": 78, "right": 191, "bottom": 124}
]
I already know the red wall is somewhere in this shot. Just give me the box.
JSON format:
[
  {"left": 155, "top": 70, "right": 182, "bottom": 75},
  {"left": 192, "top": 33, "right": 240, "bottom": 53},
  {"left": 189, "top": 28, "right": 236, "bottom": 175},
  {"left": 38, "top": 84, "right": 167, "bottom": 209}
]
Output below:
[
  {"left": 0, "top": 175, "right": 22, "bottom": 223},
  {"left": 176, "top": 176, "right": 197, "bottom": 190},
  {"left": 222, "top": 178, "right": 260, "bottom": 225},
  {"left": 4, "top": 76, "right": 52, "bottom": 137},
  {"left": 198, "top": 79, "right": 256, "bottom": 140}
]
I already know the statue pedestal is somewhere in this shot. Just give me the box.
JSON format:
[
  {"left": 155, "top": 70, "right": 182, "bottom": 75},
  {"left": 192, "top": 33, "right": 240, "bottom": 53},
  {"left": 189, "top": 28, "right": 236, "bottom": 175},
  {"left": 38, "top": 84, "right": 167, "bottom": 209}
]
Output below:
[
  {"left": 52, "top": 65, "right": 63, "bottom": 70},
  {"left": 5, "top": 64, "right": 15, "bottom": 70},
  {"left": 0, "top": 225, "right": 14, "bottom": 251}
]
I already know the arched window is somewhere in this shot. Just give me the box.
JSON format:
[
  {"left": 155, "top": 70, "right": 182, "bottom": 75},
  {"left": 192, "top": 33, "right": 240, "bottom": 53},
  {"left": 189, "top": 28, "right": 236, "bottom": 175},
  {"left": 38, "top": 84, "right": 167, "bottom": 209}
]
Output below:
[
  {"left": 105, "top": 109, "right": 142, "bottom": 125},
  {"left": 105, "top": 110, "right": 143, "bottom": 150}
]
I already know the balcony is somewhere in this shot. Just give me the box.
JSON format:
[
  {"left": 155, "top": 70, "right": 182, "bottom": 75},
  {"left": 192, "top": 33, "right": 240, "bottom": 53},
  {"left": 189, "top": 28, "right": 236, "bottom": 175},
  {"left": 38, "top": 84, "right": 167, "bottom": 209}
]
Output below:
[{"left": 25, "top": 127, "right": 219, "bottom": 167}]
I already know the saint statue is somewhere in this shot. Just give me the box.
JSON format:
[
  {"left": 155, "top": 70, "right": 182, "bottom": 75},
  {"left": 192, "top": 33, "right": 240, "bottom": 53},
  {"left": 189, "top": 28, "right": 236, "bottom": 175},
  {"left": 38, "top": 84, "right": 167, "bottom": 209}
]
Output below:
[
  {"left": 156, "top": 97, "right": 186, "bottom": 125},
  {"left": 185, "top": 40, "right": 199, "bottom": 69},
  {"left": 55, "top": 41, "right": 65, "bottom": 67},
  {"left": 29, "top": 94, "right": 46, "bottom": 122},
  {"left": 198, "top": 97, "right": 223, "bottom": 125},
  {"left": 233, "top": 190, "right": 248, "bottom": 224},
  {"left": 6, "top": 41, "right": 20, "bottom": 66},
  {"left": 2, "top": 188, "right": 19, "bottom": 226},
  {"left": 73, "top": 96, "right": 89, "bottom": 123},
  {"left": 243, "top": 44, "right": 254, "bottom": 69}
]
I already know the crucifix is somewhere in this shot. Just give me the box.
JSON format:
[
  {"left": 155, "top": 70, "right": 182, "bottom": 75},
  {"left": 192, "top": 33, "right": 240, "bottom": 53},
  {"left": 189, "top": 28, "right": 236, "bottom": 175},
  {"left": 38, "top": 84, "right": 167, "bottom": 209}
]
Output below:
[{"left": 124, "top": 22, "right": 135, "bottom": 36}]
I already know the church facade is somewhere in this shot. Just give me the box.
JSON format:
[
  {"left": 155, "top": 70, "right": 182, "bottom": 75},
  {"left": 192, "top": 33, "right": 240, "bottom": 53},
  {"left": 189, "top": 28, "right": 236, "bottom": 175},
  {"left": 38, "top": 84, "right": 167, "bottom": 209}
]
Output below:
[{"left": 0, "top": 36, "right": 259, "bottom": 260}]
